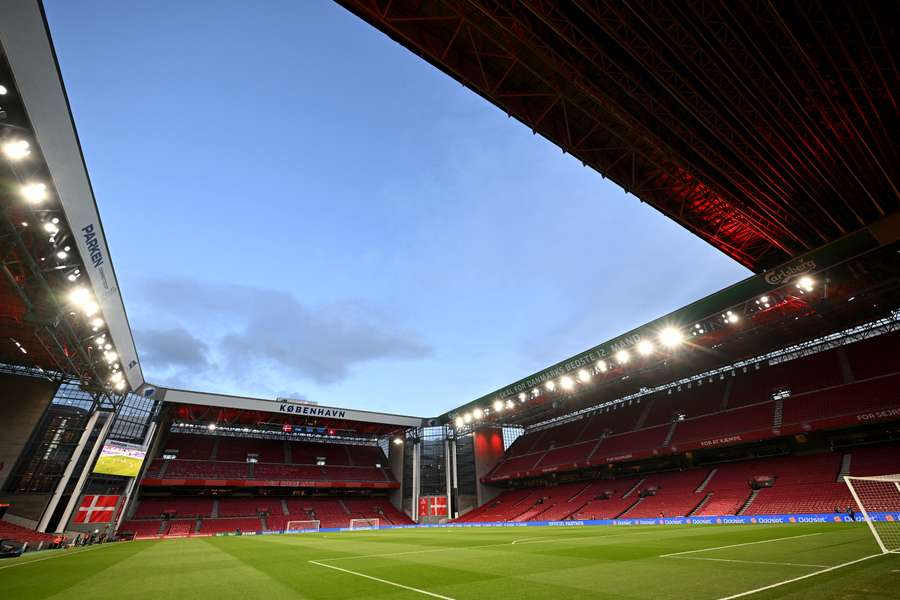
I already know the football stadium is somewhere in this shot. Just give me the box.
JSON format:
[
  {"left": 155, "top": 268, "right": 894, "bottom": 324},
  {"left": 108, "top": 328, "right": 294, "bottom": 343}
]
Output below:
[{"left": 0, "top": 1, "right": 898, "bottom": 598}]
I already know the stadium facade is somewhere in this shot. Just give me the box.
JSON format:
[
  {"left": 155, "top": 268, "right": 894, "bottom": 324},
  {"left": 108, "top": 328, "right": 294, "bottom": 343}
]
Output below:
[{"left": 0, "top": 0, "right": 898, "bottom": 553}]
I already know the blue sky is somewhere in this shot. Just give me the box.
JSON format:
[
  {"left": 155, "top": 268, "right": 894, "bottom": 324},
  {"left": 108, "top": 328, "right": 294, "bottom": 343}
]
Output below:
[{"left": 45, "top": 1, "right": 749, "bottom": 416}]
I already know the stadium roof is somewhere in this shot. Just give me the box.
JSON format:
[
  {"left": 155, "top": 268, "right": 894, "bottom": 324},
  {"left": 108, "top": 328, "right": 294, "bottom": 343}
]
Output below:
[
  {"left": 336, "top": 1, "right": 898, "bottom": 272},
  {"left": 0, "top": 1, "right": 143, "bottom": 392},
  {"left": 159, "top": 388, "right": 425, "bottom": 436}
]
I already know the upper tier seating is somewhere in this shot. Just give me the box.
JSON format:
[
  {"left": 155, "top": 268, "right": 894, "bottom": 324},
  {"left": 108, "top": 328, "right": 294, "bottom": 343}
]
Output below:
[
  {"left": 162, "top": 460, "right": 250, "bottom": 479},
  {"left": 670, "top": 403, "right": 774, "bottom": 447},
  {"left": 254, "top": 463, "right": 326, "bottom": 480},
  {"left": 644, "top": 382, "right": 726, "bottom": 426},
  {"left": 845, "top": 330, "right": 900, "bottom": 380},
  {"left": 782, "top": 373, "right": 900, "bottom": 426},
  {"left": 217, "top": 438, "right": 285, "bottom": 463},
  {"left": 217, "top": 497, "right": 281, "bottom": 517},
  {"left": 163, "top": 433, "right": 214, "bottom": 460},
  {"left": 134, "top": 496, "right": 213, "bottom": 518},
  {"left": 593, "top": 424, "right": 669, "bottom": 460},
  {"left": 728, "top": 350, "right": 842, "bottom": 407}
]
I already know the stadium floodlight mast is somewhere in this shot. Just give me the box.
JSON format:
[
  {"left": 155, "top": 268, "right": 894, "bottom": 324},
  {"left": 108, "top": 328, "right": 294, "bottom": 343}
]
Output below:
[{"left": 844, "top": 474, "right": 900, "bottom": 554}]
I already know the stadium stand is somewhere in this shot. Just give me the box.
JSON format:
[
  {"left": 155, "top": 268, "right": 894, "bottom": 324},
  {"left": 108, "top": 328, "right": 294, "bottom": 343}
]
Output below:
[{"left": 0, "top": 520, "right": 58, "bottom": 546}]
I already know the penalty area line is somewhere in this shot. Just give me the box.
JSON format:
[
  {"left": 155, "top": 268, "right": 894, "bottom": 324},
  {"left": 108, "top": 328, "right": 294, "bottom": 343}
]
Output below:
[
  {"left": 659, "top": 532, "right": 824, "bottom": 558},
  {"left": 716, "top": 553, "right": 886, "bottom": 599},
  {"left": 309, "top": 559, "right": 456, "bottom": 599},
  {"left": 665, "top": 556, "right": 828, "bottom": 568}
]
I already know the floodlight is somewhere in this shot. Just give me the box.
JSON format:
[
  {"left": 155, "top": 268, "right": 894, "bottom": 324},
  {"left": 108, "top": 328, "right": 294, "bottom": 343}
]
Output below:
[
  {"left": 463, "top": 413, "right": 472, "bottom": 424},
  {"left": 21, "top": 182, "right": 47, "bottom": 203},
  {"left": 545, "top": 380, "right": 556, "bottom": 392},
  {"left": 796, "top": 276, "right": 814, "bottom": 292},
  {"left": 91, "top": 317, "right": 104, "bottom": 329},
  {"left": 577, "top": 369, "right": 591, "bottom": 383},
  {"left": 454, "top": 416, "right": 464, "bottom": 428},
  {"left": 43, "top": 222, "right": 58, "bottom": 234},
  {"left": 0, "top": 85, "right": 7, "bottom": 95},
  {"left": 69, "top": 287, "right": 92, "bottom": 306},
  {"left": 637, "top": 340, "right": 653, "bottom": 356},
  {"left": 493, "top": 400, "right": 504, "bottom": 412},
  {"left": 110, "top": 372, "right": 123, "bottom": 383},
  {"left": 56, "top": 251, "right": 68, "bottom": 260},
  {"left": 505, "top": 399, "right": 514, "bottom": 409},
  {"left": 659, "top": 327, "right": 684, "bottom": 348},
  {"left": 84, "top": 301, "right": 100, "bottom": 317},
  {"left": 727, "top": 313, "right": 739, "bottom": 324},
  {"left": 208, "top": 423, "right": 217, "bottom": 431},
  {"left": 597, "top": 360, "right": 608, "bottom": 372},
  {"left": 517, "top": 392, "right": 527, "bottom": 402},
  {"left": 560, "top": 376, "right": 575, "bottom": 390},
  {"left": 531, "top": 387, "right": 540, "bottom": 396},
  {"left": 114, "top": 380, "right": 126, "bottom": 391},
  {"left": 392, "top": 437, "right": 403, "bottom": 445},
  {"left": 2, "top": 139, "right": 30, "bottom": 161},
  {"left": 104, "top": 351, "right": 118, "bottom": 363},
  {"left": 473, "top": 408, "right": 483, "bottom": 420},
  {"left": 615, "top": 350, "right": 630, "bottom": 364}
]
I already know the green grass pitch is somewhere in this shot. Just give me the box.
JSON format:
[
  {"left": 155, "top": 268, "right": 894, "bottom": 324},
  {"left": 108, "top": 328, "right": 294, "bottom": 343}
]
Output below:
[{"left": 1, "top": 523, "right": 897, "bottom": 599}]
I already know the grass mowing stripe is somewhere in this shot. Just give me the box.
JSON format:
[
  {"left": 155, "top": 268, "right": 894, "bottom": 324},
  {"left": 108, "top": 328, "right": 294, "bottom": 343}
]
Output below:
[
  {"left": 0, "top": 543, "right": 114, "bottom": 570},
  {"left": 308, "top": 559, "right": 457, "bottom": 599},
  {"left": 659, "top": 532, "right": 824, "bottom": 557},
  {"left": 664, "top": 556, "right": 829, "bottom": 568},
  {"left": 715, "top": 553, "right": 886, "bottom": 599}
]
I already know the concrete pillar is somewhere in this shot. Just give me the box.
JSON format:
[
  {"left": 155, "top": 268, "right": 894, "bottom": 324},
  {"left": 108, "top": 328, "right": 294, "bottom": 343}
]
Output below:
[
  {"left": 37, "top": 409, "right": 100, "bottom": 532},
  {"left": 411, "top": 437, "right": 421, "bottom": 522},
  {"left": 54, "top": 411, "right": 114, "bottom": 533},
  {"left": 388, "top": 436, "right": 404, "bottom": 514},
  {"left": 473, "top": 427, "right": 506, "bottom": 507}
]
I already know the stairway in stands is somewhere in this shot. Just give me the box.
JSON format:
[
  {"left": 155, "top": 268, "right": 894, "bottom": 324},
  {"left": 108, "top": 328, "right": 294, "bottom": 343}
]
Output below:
[
  {"left": 737, "top": 490, "right": 760, "bottom": 515},
  {"left": 688, "top": 493, "right": 713, "bottom": 516},
  {"left": 662, "top": 420, "right": 678, "bottom": 447},
  {"left": 837, "top": 453, "right": 852, "bottom": 482}
]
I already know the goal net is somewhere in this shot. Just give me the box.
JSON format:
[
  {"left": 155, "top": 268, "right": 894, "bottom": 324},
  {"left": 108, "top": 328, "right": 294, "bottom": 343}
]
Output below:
[
  {"left": 285, "top": 520, "right": 320, "bottom": 533},
  {"left": 349, "top": 518, "right": 379, "bottom": 530},
  {"left": 844, "top": 474, "right": 900, "bottom": 554}
]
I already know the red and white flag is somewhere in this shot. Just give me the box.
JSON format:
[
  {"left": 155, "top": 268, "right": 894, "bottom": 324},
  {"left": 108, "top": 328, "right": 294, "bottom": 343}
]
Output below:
[{"left": 74, "top": 495, "right": 119, "bottom": 523}]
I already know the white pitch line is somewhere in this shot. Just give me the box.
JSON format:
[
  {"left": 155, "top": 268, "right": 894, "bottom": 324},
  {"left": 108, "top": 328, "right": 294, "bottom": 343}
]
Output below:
[
  {"left": 665, "top": 556, "right": 829, "bottom": 568},
  {"left": 716, "top": 553, "right": 885, "bottom": 599},
  {"left": 0, "top": 543, "right": 113, "bottom": 570},
  {"left": 659, "top": 532, "right": 824, "bottom": 558},
  {"left": 309, "top": 559, "right": 456, "bottom": 599}
]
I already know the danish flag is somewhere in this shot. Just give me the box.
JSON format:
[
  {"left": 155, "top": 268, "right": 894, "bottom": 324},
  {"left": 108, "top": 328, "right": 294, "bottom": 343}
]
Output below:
[{"left": 75, "top": 495, "right": 119, "bottom": 523}]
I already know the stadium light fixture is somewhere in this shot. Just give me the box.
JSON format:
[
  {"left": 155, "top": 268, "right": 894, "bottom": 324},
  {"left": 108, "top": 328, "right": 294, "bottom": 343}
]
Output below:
[
  {"left": 68, "top": 286, "right": 91, "bottom": 306},
  {"left": 545, "top": 380, "right": 556, "bottom": 392},
  {"left": 463, "top": 412, "right": 472, "bottom": 424},
  {"left": 43, "top": 221, "right": 58, "bottom": 234},
  {"left": 392, "top": 437, "right": 403, "bottom": 445},
  {"left": 493, "top": 400, "right": 504, "bottom": 412},
  {"left": 56, "top": 251, "right": 68, "bottom": 260},
  {"left": 659, "top": 327, "right": 684, "bottom": 348},
  {"left": 0, "top": 85, "right": 7, "bottom": 95},
  {"left": 577, "top": 369, "right": 591, "bottom": 383},
  {"left": 2, "top": 139, "right": 30, "bottom": 161},
  {"left": 531, "top": 387, "right": 540, "bottom": 397},
  {"left": 454, "top": 416, "right": 464, "bottom": 428},
  {"left": 90, "top": 317, "right": 104, "bottom": 329},
  {"left": 796, "top": 276, "right": 814, "bottom": 292},
  {"left": 473, "top": 408, "right": 483, "bottom": 420},
  {"left": 21, "top": 182, "right": 48, "bottom": 203},
  {"left": 83, "top": 301, "right": 100, "bottom": 317},
  {"left": 114, "top": 380, "right": 126, "bottom": 391},
  {"left": 110, "top": 372, "right": 123, "bottom": 384},
  {"left": 505, "top": 399, "right": 514, "bottom": 409},
  {"left": 560, "top": 376, "right": 575, "bottom": 391},
  {"left": 597, "top": 360, "right": 608, "bottom": 372},
  {"left": 517, "top": 392, "right": 527, "bottom": 402},
  {"left": 615, "top": 350, "right": 630, "bottom": 364},
  {"left": 637, "top": 340, "right": 654, "bottom": 356},
  {"left": 208, "top": 423, "right": 217, "bottom": 431},
  {"left": 104, "top": 350, "right": 118, "bottom": 364}
]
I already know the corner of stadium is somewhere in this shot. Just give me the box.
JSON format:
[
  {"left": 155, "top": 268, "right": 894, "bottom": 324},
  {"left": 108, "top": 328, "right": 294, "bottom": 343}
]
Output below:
[{"left": 0, "top": 1, "right": 897, "bottom": 598}]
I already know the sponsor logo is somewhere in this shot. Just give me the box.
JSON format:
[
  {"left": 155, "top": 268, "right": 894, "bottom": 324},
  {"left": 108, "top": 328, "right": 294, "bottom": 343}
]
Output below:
[
  {"left": 856, "top": 407, "right": 900, "bottom": 422},
  {"left": 764, "top": 259, "right": 816, "bottom": 285},
  {"left": 700, "top": 435, "right": 742, "bottom": 448},
  {"left": 81, "top": 224, "right": 105, "bottom": 268},
  {"left": 278, "top": 404, "right": 347, "bottom": 418}
]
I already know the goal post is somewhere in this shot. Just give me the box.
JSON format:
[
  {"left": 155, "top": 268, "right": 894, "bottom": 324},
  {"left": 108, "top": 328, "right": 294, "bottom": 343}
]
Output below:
[
  {"left": 844, "top": 474, "right": 900, "bottom": 554},
  {"left": 349, "top": 518, "right": 379, "bottom": 530},
  {"left": 284, "top": 520, "right": 320, "bottom": 533}
]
